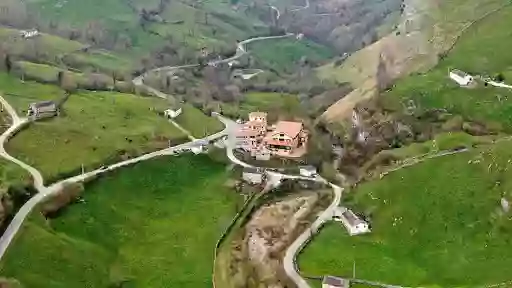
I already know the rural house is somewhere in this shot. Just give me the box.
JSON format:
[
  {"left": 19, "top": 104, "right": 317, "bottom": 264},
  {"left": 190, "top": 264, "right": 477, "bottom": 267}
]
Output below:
[
  {"left": 299, "top": 165, "right": 317, "bottom": 177},
  {"left": 449, "top": 69, "right": 474, "bottom": 86},
  {"left": 164, "top": 108, "right": 182, "bottom": 119},
  {"left": 322, "top": 276, "right": 349, "bottom": 288},
  {"left": 333, "top": 207, "right": 370, "bottom": 236},
  {"left": 20, "top": 29, "right": 40, "bottom": 39},
  {"left": 236, "top": 111, "right": 309, "bottom": 158},
  {"left": 27, "top": 101, "right": 58, "bottom": 120},
  {"left": 242, "top": 167, "right": 265, "bottom": 184},
  {"left": 263, "top": 120, "right": 308, "bottom": 157}
]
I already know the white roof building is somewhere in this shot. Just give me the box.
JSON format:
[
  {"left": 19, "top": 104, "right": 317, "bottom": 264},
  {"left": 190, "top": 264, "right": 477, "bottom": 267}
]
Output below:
[
  {"left": 299, "top": 165, "right": 317, "bottom": 177},
  {"left": 333, "top": 207, "right": 370, "bottom": 236},
  {"left": 20, "top": 29, "right": 40, "bottom": 39},
  {"left": 449, "top": 69, "right": 474, "bottom": 86},
  {"left": 164, "top": 108, "right": 182, "bottom": 119}
]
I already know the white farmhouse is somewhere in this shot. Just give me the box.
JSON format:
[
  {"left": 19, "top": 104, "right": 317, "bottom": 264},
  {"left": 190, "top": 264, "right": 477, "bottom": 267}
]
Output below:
[
  {"left": 164, "top": 108, "right": 182, "bottom": 119},
  {"left": 333, "top": 207, "right": 370, "bottom": 236},
  {"left": 449, "top": 69, "right": 474, "bottom": 86},
  {"left": 299, "top": 165, "right": 317, "bottom": 177},
  {"left": 20, "top": 29, "right": 40, "bottom": 39}
]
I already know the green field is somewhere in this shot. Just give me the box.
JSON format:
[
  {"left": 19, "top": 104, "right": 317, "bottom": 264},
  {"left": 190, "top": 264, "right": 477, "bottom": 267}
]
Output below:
[
  {"left": 384, "top": 4, "right": 512, "bottom": 131},
  {"left": 299, "top": 140, "right": 512, "bottom": 287},
  {"left": 174, "top": 104, "right": 224, "bottom": 138},
  {"left": 250, "top": 38, "right": 334, "bottom": 73},
  {"left": 0, "top": 73, "right": 66, "bottom": 115},
  {"left": 0, "top": 154, "right": 242, "bottom": 287},
  {"left": 6, "top": 91, "right": 187, "bottom": 182},
  {"left": 25, "top": 0, "right": 266, "bottom": 56},
  {"left": 0, "top": 159, "right": 30, "bottom": 193},
  {"left": 0, "top": 27, "right": 84, "bottom": 59}
]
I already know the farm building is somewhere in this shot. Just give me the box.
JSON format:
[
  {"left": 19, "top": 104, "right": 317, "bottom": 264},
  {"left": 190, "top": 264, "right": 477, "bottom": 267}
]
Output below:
[
  {"left": 322, "top": 276, "right": 349, "bottom": 288},
  {"left": 20, "top": 29, "right": 40, "bottom": 39},
  {"left": 164, "top": 108, "right": 182, "bottom": 119},
  {"left": 449, "top": 69, "right": 474, "bottom": 86},
  {"left": 333, "top": 207, "right": 370, "bottom": 236},
  {"left": 299, "top": 165, "right": 317, "bottom": 177},
  {"left": 27, "top": 101, "right": 58, "bottom": 120}
]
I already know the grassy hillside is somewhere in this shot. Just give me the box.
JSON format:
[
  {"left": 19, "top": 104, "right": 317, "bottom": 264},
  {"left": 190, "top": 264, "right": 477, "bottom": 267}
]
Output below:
[
  {"left": 0, "top": 154, "right": 242, "bottom": 288},
  {"left": 220, "top": 91, "right": 305, "bottom": 120},
  {"left": 0, "top": 159, "right": 30, "bottom": 193},
  {"left": 381, "top": 4, "right": 512, "bottom": 131},
  {"left": 320, "top": 0, "right": 510, "bottom": 122},
  {"left": 24, "top": 0, "right": 268, "bottom": 56},
  {"left": 0, "top": 73, "right": 66, "bottom": 115},
  {"left": 6, "top": 91, "right": 187, "bottom": 181},
  {"left": 174, "top": 104, "right": 224, "bottom": 138},
  {"left": 299, "top": 140, "right": 512, "bottom": 287}
]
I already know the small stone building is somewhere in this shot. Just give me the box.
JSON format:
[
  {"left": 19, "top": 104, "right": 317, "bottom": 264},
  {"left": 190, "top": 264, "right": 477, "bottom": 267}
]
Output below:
[
  {"left": 27, "top": 101, "right": 58, "bottom": 120},
  {"left": 322, "top": 276, "right": 349, "bottom": 288}
]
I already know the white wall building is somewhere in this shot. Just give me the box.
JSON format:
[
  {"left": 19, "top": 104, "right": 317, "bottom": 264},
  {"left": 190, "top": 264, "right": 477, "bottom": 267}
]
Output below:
[
  {"left": 164, "top": 108, "right": 182, "bottom": 119},
  {"left": 299, "top": 165, "right": 317, "bottom": 177},
  {"left": 333, "top": 207, "right": 370, "bottom": 236},
  {"left": 20, "top": 29, "right": 40, "bottom": 39},
  {"left": 449, "top": 69, "right": 474, "bottom": 86}
]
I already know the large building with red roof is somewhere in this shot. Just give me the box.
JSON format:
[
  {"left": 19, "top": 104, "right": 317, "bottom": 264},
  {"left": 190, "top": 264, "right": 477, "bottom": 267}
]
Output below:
[{"left": 235, "top": 112, "right": 308, "bottom": 158}]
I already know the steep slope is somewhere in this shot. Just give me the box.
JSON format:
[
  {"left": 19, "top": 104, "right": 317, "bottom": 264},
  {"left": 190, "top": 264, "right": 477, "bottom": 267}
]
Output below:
[{"left": 319, "top": 0, "right": 509, "bottom": 123}]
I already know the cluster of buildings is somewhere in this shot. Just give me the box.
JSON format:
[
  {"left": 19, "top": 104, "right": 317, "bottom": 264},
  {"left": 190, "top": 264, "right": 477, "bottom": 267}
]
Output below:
[{"left": 235, "top": 112, "right": 308, "bottom": 160}]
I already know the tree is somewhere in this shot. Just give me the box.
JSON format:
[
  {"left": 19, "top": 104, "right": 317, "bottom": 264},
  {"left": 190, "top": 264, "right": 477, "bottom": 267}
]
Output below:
[
  {"left": 57, "top": 71, "right": 64, "bottom": 87},
  {"left": 495, "top": 73, "right": 505, "bottom": 82},
  {"left": 4, "top": 54, "right": 12, "bottom": 74}
]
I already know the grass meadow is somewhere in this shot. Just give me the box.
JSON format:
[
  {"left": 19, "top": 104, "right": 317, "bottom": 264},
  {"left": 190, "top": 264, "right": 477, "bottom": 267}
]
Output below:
[
  {"left": 6, "top": 90, "right": 187, "bottom": 182},
  {"left": 0, "top": 154, "right": 242, "bottom": 288},
  {"left": 299, "top": 140, "right": 512, "bottom": 287}
]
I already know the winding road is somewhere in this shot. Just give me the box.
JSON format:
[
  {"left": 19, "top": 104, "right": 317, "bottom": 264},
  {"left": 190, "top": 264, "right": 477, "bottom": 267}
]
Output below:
[
  {"left": 0, "top": 96, "right": 229, "bottom": 260},
  {"left": 215, "top": 114, "right": 343, "bottom": 288}
]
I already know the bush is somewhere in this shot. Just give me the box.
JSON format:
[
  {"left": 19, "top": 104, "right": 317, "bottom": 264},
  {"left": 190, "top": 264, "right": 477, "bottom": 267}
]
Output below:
[{"left": 41, "top": 182, "right": 85, "bottom": 216}]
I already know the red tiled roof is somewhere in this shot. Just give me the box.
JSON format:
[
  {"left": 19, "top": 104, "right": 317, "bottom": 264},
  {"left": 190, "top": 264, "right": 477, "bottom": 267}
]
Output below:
[
  {"left": 264, "top": 138, "right": 292, "bottom": 147},
  {"left": 273, "top": 121, "right": 303, "bottom": 138}
]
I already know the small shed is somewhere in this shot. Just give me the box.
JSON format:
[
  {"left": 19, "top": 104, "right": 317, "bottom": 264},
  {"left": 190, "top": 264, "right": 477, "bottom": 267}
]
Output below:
[
  {"left": 334, "top": 207, "right": 370, "bottom": 236},
  {"left": 242, "top": 167, "right": 265, "bottom": 184},
  {"left": 299, "top": 165, "right": 317, "bottom": 177},
  {"left": 27, "top": 101, "right": 58, "bottom": 119},
  {"left": 449, "top": 69, "right": 474, "bottom": 86},
  {"left": 322, "top": 276, "right": 349, "bottom": 288}
]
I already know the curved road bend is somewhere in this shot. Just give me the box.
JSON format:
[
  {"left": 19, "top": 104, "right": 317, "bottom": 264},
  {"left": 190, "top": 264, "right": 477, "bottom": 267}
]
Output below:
[
  {"left": 215, "top": 114, "right": 343, "bottom": 288},
  {"left": 0, "top": 96, "right": 230, "bottom": 260}
]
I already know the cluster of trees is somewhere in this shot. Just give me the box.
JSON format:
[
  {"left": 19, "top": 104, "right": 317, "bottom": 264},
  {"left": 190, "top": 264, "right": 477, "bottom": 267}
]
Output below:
[
  {"left": 284, "top": 0, "right": 403, "bottom": 54},
  {"left": 41, "top": 182, "right": 85, "bottom": 217}
]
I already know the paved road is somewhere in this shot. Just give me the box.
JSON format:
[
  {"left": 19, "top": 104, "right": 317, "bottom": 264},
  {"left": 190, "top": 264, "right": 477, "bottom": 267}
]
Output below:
[
  {"left": 270, "top": 5, "right": 281, "bottom": 20},
  {"left": 216, "top": 113, "right": 343, "bottom": 288},
  {"left": 290, "top": 0, "right": 310, "bottom": 12},
  {"left": 283, "top": 183, "right": 342, "bottom": 288},
  {"left": 0, "top": 97, "right": 229, "bottom": 260}
]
